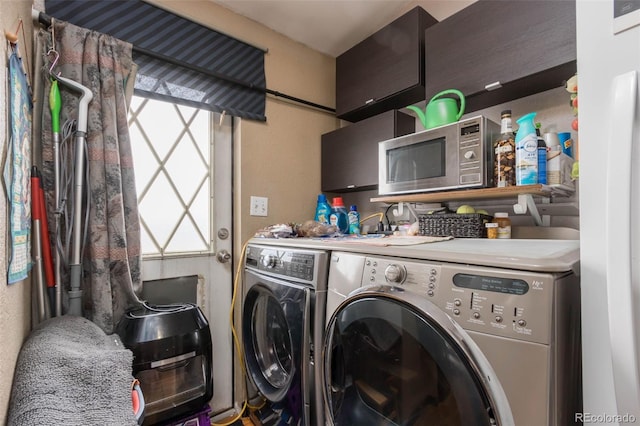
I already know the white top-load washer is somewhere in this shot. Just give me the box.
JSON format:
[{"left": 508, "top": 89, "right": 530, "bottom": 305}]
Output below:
[{"left": 251, "top": 237, "right": 581, "bottom": 426}]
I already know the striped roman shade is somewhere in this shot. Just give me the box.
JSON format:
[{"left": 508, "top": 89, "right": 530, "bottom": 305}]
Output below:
[{"left": 45, "top": 0, "right": 267, "bottom": 121}]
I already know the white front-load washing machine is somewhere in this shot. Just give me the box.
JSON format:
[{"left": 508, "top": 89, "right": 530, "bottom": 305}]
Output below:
[{"left": 323, "top": 250, "right": 582, "bottom": 426}]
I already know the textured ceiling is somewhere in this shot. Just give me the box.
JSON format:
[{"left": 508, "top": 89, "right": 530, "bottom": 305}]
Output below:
[{"left": 210, "top": 0, "right": 475, "bottom": 57}]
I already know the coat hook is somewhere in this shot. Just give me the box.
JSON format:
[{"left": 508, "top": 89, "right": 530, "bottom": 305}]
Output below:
[
  {"left": 4, "top": 29, "right": 18, "bottom": 44},
  {"left": 4, "top": 19, "right": 23, "bottom": 44}
]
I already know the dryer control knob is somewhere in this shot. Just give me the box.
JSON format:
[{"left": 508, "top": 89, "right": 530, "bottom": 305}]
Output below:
[
  {"left": 261, "top": 255, "right": 277, "bottom": 269},
  {"left": 384, "top": 264, "right": 407, "bottom": 284}
]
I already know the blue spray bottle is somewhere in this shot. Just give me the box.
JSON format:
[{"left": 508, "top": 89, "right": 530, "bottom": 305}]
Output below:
[{"left": 515, "top": 112, "right": 539, "bottom": 185}]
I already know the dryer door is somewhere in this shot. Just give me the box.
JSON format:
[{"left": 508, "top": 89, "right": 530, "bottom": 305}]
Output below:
[
  {"left": 242, "top": 270, "right": 310, "bottom": 408},
  {"left": 323, "top": 285, "right": 513, "bottom": 426}
]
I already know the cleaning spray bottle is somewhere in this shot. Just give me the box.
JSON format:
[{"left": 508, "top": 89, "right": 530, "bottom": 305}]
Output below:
[{"left": 515, "top": 112, "right": 539, "bottom": 185}]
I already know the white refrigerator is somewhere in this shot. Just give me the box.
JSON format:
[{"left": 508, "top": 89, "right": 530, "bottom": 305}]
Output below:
[{"left": 577, "top": 0, "right": 640, "bottom": 423}]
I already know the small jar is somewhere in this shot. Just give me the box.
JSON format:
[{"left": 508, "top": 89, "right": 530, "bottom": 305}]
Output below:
[
  {"left": 485, "top": 222, "right": 498, "bottom": 239},
  {"left": 493, "top": 212, "right": 511, "bottom": 239}
]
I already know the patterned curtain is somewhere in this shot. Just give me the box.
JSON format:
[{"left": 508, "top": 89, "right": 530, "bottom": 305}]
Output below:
[{"left": 38, "top": 20, "right": 142, "bottom": 334}]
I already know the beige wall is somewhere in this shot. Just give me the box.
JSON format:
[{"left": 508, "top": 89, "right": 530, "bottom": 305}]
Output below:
[
  {"left": 149, "top": 0, "right": 339, "bottom": 249},
  {"left": 1, "top": 1, "right": 34, "bottom": 422}
]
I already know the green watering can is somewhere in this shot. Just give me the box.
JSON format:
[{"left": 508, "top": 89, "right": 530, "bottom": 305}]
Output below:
[{"left": 407, "top": 89, "right": 466, "bottom": 130}]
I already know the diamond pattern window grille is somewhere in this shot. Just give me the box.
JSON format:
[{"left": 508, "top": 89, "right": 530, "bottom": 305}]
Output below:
[{"left": 128, "top": 95, "right": 212, "bottom": 256}]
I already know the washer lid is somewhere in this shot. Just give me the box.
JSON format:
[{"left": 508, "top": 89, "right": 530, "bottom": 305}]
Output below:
[{"left": 323, "top": 285, "right": 514, "bottom": 426}]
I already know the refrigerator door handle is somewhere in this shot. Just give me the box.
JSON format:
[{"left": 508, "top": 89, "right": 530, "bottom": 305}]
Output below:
[{"left": 605, "top": 70, "right": 640, "bottom": 416}]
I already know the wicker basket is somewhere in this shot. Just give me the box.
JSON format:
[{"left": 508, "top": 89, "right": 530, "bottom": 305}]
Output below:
[{"left": 418, "top": 213, "right": 493, "bottom": 238}]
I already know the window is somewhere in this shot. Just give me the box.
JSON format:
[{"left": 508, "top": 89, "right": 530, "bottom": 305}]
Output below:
[{"left": 128, "top": 96, "right": 212, "bottom": 256}]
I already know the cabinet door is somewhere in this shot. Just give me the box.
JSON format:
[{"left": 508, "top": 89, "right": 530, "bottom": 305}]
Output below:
[
  {"left": 321, "top": 111, "right": 415, "bottom": 192},
  {"left": 425, "top": 0, "right": 576, "bottom": 112},
  {"left": 336, "top": 7, "right": 437, "bottom": 122}
]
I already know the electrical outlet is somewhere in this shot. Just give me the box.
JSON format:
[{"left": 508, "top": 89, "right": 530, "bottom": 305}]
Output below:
[{"left": 250, "top": 196, "right": 268, "bottom": 216}]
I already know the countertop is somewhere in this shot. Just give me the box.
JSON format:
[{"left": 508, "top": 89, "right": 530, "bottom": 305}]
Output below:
[{"left": 249, "top": 236, "right": 580, "bottom": 274}]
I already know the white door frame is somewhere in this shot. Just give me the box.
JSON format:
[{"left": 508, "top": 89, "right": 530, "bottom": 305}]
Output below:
[{"left": 140, "top": 111, "right": 234, "bottom": 415}]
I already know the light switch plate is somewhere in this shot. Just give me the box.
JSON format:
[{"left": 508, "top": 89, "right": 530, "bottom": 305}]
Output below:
[{"left": 250, "top": 196, "right": 268, "bottom": 216}]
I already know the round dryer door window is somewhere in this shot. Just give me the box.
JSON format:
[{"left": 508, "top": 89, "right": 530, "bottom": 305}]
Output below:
[
  {"left": 323, "top": 287, "right": 512, "bottom": 426},
  {"left": 243, "top": 286, "right": 294, "bottom": 402}
]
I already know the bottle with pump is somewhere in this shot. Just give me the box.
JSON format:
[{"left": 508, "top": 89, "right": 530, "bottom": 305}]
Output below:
[
  {"left": 314, "top": 194, "right": 332, "bottom": 225},
  {"left": 535, "top": 123, "right": 547, "bottom": 185},
  {"left": 329, "top": 197, "right": 349, "bottom": 234},
  {"left": 494, "top": 110, "right": 516, "bottom": 187},
  {"left": 515, "top": 112, "right": 539, "bottom": 185},
  {"left": 348, "top": 205, "right": 361, "bottom": 234}
]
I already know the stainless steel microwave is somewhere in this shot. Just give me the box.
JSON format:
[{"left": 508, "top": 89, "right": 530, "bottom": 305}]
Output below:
[{"left": 378, "top": 115, "right": 499, "bottom": 195}]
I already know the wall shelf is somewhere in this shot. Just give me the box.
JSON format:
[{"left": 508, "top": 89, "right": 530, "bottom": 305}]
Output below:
[
  {"left": 370, "top": 184, "right": 576, "bottom": 226},
  {"left": 370, "top": 184, "right": 573, "bottom": 204}
]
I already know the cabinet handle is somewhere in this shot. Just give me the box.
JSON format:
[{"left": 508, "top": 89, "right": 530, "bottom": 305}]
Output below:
[
  {"left": 485, "top": 81, "right": 502, "bottom": 91},
  {"left": 365, "top": 98, "right": 375, "bottom": 104}
]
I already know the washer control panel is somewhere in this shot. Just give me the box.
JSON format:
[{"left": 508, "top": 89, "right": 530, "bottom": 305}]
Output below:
[
  {"left": 246, "top": 245, "right": 316, "bottom": 283},
  {"left": 363, "top": 257, "right": 441, "bottom": 298},
  {"left": 361, "top": 255, "right": 555, "bottom": 345}
]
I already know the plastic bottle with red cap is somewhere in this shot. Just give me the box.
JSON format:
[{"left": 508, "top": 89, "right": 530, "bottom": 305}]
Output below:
[{"left": 329, "top": 197, "right": 349, "bottom": 234}]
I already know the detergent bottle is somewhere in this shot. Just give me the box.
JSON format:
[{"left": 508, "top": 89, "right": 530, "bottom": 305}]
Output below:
[
  {"left": 348, "top": 205, "right": 361, "bottom": 234},
  {"left": 314, "top": 194, "right": 332, "bottom": 225},
  {"left": 329, "top": 197, "right": 349, "bottom": 234}
]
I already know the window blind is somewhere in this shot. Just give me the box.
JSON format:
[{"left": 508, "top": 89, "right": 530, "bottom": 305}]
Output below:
[{"left": 45, "top": 0, "right": 266, "bottom": 121}]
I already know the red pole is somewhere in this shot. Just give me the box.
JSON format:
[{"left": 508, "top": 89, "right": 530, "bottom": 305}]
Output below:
[
  {"left": 36, "top": 170, "right": 55, "bottom": 291},
  {"left": 32, "top": 167, "right": 56, "bottom": 315}
]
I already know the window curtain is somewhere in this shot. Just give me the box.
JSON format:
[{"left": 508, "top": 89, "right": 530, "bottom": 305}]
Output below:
[
  {"left": 45, "top": 0, "right": 267, "bottom": 121},
  {"left": 38, "top": 21, "right": 142, "bottom": 334}
]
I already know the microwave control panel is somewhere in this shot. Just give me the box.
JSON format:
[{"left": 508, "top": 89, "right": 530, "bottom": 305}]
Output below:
[{"left": 457, "top": 117, "right": 499, "bottom": 186}]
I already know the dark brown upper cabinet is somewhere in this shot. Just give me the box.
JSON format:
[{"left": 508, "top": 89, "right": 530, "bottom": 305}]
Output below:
[
  {"left": 424, "top": 0, "right": 576, "bottom": 113},
  {"left": 321, "top": 110, "right": 415, "bottom": 193},
  {"left": 336, "top": 7, "right": 438, "bottom": 123}
]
